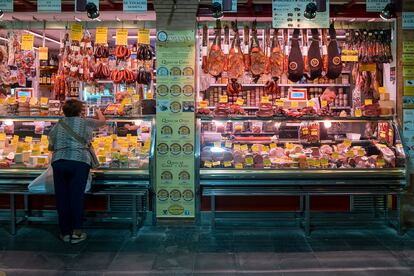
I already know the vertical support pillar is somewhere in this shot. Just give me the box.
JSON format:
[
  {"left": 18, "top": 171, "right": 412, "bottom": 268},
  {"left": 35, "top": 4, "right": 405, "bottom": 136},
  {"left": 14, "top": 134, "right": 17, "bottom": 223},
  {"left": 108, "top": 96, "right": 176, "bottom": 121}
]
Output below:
[
  {"left": 10, "top": 194, "right": 16, "bottom": 235},
  {"left": 211, "top": 195, "right": 216, "bottom": 229},
  {"left": 305, "top": 194, "right": 310, "bottom": 236}
]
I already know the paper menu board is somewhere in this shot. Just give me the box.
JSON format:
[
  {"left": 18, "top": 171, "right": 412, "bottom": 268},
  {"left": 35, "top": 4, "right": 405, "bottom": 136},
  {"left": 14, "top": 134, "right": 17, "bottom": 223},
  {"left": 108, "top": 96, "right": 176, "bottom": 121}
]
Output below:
[{"left": 272, "top": 0, "right": 330, "bottom": 29}]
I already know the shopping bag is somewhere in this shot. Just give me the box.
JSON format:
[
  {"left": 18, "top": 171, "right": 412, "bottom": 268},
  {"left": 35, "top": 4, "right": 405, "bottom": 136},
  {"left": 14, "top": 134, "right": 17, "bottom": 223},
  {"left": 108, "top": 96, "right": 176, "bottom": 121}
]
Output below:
[{"left": 28, "top": 166, "right": 92, "bottom": 193}]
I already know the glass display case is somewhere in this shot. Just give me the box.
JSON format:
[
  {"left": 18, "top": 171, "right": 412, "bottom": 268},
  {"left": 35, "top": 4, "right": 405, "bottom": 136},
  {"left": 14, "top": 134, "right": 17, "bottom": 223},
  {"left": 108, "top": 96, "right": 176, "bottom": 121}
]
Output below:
[
  {"left": 0, "top": 116, "right": 155, "bottom": 183},
  {"left": 197, "top": 116, "right": 407, "bottom": 185}
]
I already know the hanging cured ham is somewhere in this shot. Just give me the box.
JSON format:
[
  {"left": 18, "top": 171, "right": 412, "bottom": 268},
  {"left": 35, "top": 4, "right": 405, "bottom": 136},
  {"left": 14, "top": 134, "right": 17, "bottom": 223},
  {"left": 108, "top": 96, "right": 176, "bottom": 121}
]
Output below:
[
  {"left": 326, "top": 24, "right": 342, "bottom": 79},
  {"left": 227, "top": 21, "right": 244, "bottom": 95},
  {"left": 265, "top": 29, "right": 283, "bottom": 96},
  {"left": 243, "top": 25, "right": 250, "bottom": 71},
  {"left": 201, "top": 25, "right": 208, "bottom": 74},
  {"left": 207, "top": 20, "right": 225, "bottom": 78},
  {"left": 306, "top": 29, "right": 323, "bottom": 80},
  {"left": 250, "top": 21, "right": 266, "bottom": 83},
  {"left": 288, "top": 29, "right": 304, "bottom": 83}
]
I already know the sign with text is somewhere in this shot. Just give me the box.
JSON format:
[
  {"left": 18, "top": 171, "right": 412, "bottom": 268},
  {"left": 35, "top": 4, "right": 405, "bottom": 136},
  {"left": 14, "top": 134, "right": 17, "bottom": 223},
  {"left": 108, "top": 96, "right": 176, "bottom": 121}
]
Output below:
[
  {"left": 95, "top": 27, "right": 108, "bottom": 44},
  {"left": 272, "top": 0, "right": 330, "bottom": 29},
  {"left": 0, "top": 0, "right": 13, "bottom": 12},
  {"left": 70, "top": 23, "right": 83, "bottom": 42},
  {"left": 403, "top": 12, "right": 414, "bottom": 30},
  {"left": 38, "top": 0, "right": 61, "bottom": 12},
  {"left": 366, "top": 0, "right": 390, "bottom": 12},
  {"left": 21, "top": 34, "right": 34, "bottom": 51},
  {"left": 123, "top": 0, "right": 147, "bottom": 12}
]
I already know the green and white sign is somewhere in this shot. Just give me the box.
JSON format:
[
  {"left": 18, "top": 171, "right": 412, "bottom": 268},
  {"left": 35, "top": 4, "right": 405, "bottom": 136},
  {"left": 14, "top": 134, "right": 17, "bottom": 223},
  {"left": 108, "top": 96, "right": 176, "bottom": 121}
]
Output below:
[
  {"left": 38, "top": 0, "right": 61, "bottom": 12},
  {"left": 156, "top": 30, "right": 196, "bottom": 218},
  {"left": 0, "top": 0, "right": 13, "bottom": 12},
  {"left": 366, "top": 0, "right": 390, "bottom": 12},
  {"left": 123, "top": 0, "right": 147, "bottom": 12}
]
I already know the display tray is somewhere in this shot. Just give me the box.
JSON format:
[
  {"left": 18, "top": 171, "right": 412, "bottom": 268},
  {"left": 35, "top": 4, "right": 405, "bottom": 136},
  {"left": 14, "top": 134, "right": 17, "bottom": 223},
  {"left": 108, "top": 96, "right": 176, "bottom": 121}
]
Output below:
[
  {"left": 200, "top": 168, "right": 406, "bottom": 180},
  {"left": 198, "top": 116, "right": 395, "bottom": 122}
]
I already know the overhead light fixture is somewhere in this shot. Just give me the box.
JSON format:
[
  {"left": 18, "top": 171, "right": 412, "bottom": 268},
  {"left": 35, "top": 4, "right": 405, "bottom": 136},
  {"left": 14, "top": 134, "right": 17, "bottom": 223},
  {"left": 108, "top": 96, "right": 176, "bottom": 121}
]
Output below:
[
  {"left": 75, "top": 17, "right": 82, "bottom": 22},
  {"left": 380, "top": 3, "right": 396, "bottom": 21},
  {"left": 0, "top": 9, "right": 4, "bottom": 19},
  {"left": 86, "top": 2, "right": 100, "bottom": 20},
  {"left": 211, "top": 2, "right": 223, "bottom": 19},
  {"left": 25, "top": 30, "right": 61, "bottom": 45},
  {"left": 304, "top": 2, "right": 317, "bottom": 20}
]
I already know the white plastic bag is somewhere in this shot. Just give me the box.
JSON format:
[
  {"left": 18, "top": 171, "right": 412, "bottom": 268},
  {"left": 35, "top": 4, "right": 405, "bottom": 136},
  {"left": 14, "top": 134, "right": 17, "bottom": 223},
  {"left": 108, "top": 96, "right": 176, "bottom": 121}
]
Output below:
[{"left": 28, "top": 166, "right": 92, "bottom": 193}]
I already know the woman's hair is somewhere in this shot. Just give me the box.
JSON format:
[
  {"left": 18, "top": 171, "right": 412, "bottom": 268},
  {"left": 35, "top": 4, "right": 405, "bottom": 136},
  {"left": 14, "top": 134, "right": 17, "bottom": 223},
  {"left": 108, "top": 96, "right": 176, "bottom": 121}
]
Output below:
[{"left": 62, "top": 99, "right": 83, "bottom": 117}]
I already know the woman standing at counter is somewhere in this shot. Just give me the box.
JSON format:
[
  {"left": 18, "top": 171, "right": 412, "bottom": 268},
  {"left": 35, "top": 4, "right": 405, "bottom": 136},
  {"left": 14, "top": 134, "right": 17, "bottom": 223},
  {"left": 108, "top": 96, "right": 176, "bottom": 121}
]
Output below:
[{"left": 48, "top": 99, "right": 106, "bottom": 244}]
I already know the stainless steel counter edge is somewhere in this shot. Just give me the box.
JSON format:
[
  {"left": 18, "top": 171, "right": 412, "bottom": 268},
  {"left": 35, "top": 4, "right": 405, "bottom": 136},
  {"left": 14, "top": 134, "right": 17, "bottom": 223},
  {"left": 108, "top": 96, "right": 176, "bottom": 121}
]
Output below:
[
  {"left": 200, "top": 168, "right": 406, "bottom": 179},
  {"left": 0, "top": 169, "right": 150, "bottom": 178}
]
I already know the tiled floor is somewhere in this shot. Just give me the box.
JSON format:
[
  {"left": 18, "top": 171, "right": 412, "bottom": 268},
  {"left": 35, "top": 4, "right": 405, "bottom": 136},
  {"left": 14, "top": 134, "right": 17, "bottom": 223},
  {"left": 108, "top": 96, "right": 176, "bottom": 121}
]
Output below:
[{"left": 1, "top": 225, "right": 414, "bottom": 275}]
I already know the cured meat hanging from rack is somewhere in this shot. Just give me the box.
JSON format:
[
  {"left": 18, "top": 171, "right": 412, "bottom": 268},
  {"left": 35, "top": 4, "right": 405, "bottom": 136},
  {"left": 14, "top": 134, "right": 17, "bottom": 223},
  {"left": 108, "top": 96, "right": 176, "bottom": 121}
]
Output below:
[
  {"left": 265, "top": 29, "right": 283, "bottom": 96},
  {"left": 227, "top": 21, "right": 244, "bottom": 96},
  {"left": 264, "top": 27, "right": 271, "bottom": 75},
  {"left": 321, "top": 28, "right": 329, "bottom": 75},
  {"left": 283, "top": 29, "right": 289, "bottom": 78},
  {"left": 306, "top": 29, "right": 323, "bottom": 80},
  {"left": 201, "top": 25, "right": 209, "bottom": 74},
  {"left": 243, "top": 25, "right": 250, "bottom": 71},
  {"left": 326, "top": 23, "right": 342, "bottom": 79},
  {"left": 207, "top": 20, "right": 225, "bottom": 78},
  {"left": 223, "top": 24, "right": 230, "bottom": 72},
  {"left": 250, "top": 21, "right": 266, "bottom": 83},
  {"left": 302, "top": 29, "right": 309, "bottom": 75},
  {"left": 288, "top": 29, "right": 304, "bottom": 83}
]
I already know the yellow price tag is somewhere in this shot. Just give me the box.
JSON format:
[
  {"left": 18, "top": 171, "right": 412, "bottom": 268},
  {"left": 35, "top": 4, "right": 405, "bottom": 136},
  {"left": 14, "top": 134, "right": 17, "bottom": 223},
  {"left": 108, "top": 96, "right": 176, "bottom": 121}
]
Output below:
[
  {"left": 39, "top": 47, "right": 48, "bottom": 60},
  {"left": 133, "top": 95, "right": 140, "bottom": 102},
  {"left": 225, "top": 141, "right": 232, "bottom": 148},
  {"left": 360, "top": 63, "right": 376, "bottom": 72},
  {"left": 13, "top": 135, "right": 19, "bottom": 141},
  {"left": 25, "top": 136, "right": 33, "bottom": 143},
  {"left": 224, "top": 161, "right": 232, "bottom": 167},
  {"left": 95, "top": 27, "right": 108, "bottom": 44},
  {"left": 245, "top": 157, "right": 254, "bottom": 165},
  {"left": 380, "top": 131, "right": 386, "bottom": 139},
  {"left": 71, "top": 23, "right": 83, "bottom": 42},
  {"left": 308, "top": 100, "right": 315, "bottom": 107},
  {"left": 241, "top": 144, "right": 248, "bottom": 151},
  {"left": 127, "top": 87, "right": 135, "bottom": 95},
  {"left": 21, "top": 34, "right": 34, "bottom": 51},
  {"left": 275, "top": 99, "right": 284, "bottom": 107},
  {"left": 378, "top": 87, "right": 386, "bottom": 94},
  {"left": 199, "top": 101, "right": 209, "bottom": 108},
  {"left": 357, "top": 149, "right": 365, "bottom": 156},
  {"left": 344, "top": 139, "right": 352, "bottom": 147},
  {"left": 291, "top": 101, "right": 299, "bottom": 108},
  {"left": 98, "top": 156, "right": 106, "bottom": 163},
  {"left": 0, "top": 98, "right": 4, "bottom": 104},
  {"left": 146, "top": 91, "right": 153, "bottom": 99},
  {"left": 302, "top": 128, "right": 309, "bottom": 135},
  {"left": 286, "top": 143, "right": 294, "bottom": 150},
  {"left": 355, "top": 108, "right": 362, "bottom": 117},
  {"left": 29, "top": 97, "right": 38, "bottom": 106},
  {"left": 121, "top": 97, "right": 132, "bottom": 105},
  {"left": 264, "top": 159, "right": 271, "bottom": 167},
  {"left": 212, "top": 161, "right": 221, "bottom": 166},
  {"left": 261, "top": 96, "right": 270, "bottom": 104},
  {"left": 233, "top": 144, "right": 241, "bottom": 151},
  {"left": 111, "top": 134, "right": 118, "bottom": 140},
  {"left": 204, "top": 161, "right": 212, "bottom": 168},
  {"left": 116, "top": 29, "right": 128, "bottom": 46},
  {"left": 377, "top": 158, "right": 385, "bottom": 167},
  {"left": 270, "top": 143, "right": 277, "bottom": 149},
  {"left": 321, "top": 100, "right": 328, "bottom": 108},
  {"left": 18, "top": 96, "right": 28, "bottom": 103},
  {"left": 38, "top": 157, "right": 47, "bottom": 165},
  {"left": 321, "top": 158, "right": 329, "bottom": 166},
  {"left": 8, "top": 98, "right": 16, "bottom": 104},
  {"left": 332, "top": 152, "right": 340, "bottom": 159},
  {"left": 236, "top": 98, "right": 244, "bottom": 106},
  {"left": 138, "top": 29, "right": 150, "bottom": 45},
  {"left": 219, "top": 95, "right": 228, "bottom": 103},
  {"left": 235, "top": 163, "right": 243, "bottom": 169},
  {"left": 346, "top": 150, "right": 354, "bottom": 158},
  {"left": 263, "top": 146, "right": 270, "bottom": 152},
  {"left": 365, "top": 99, "right": 373, "bottom": 105},
  {"left": 0, "top": 133, "right": 6, "bottom": 140},
  {"left": 40, "top": 97, "right": 49, "bottom": 105},
  {"left": 307, "top": 159, "right": 315, "bottom": 167},
  {"left": 251, "top": 145, "right": 259, "bottom": 152}
]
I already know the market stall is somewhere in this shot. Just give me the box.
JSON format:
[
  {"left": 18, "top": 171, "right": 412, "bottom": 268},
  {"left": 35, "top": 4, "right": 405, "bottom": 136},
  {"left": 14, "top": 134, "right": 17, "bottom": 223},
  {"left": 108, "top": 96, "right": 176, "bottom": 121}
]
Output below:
[
  {"left": 0, "top": 15, "right": 157, "bottom": 232},
  {"left": 196, "top": 18, "right": 408, "bottom": 234}
]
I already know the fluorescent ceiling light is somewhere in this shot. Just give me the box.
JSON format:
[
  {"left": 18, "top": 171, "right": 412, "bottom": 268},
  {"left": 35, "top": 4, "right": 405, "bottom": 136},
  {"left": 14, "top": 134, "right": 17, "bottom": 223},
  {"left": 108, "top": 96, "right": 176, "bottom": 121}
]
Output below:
[
  {"left": 111, "top": 35, "right": 156, "bottom": 39},
  {"left": 25, "top": 30, "right": 61, "bottom": 45},
  {"left": 75, "top": 17, "right": 82, "bottom": 22}
]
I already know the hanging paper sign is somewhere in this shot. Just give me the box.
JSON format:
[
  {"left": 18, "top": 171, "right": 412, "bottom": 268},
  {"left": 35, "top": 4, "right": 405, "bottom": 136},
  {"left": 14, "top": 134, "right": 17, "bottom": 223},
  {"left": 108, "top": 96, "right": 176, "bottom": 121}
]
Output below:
[
  {"left": 38, "top": 0, "right": 61, "bottom": 12},
  {"left": 71, "top": 24, "right": 83, "bottom": 42},
  {"left": 366, "top": 0, "right": 390, "bottom": 12},
  {"left": 21, "top": 34, "right": 34, "bottom": 51},
  {"left": 0, "top": 0, "right": 13, "bottom": 12},
  {"left": 123, "top": 0, "right": 147, "bottom": 12},
  {"left": 341, "top": 50, "right": 359, "bottom": 62},
  {"left": 403, "top": 41, "right": 414, "bottom": 53},
  {"left": 116, "top": 29, "right": 128, "bottom": 46},
  {"left": 272, "top": 0, "right": 330, "bottom": 29},
  {"left": 403, "top": 12, "right": 414, "bottom": 30},
  {"left": 360, "top": 63, "right": 376, "bottom": 72},
  {"left": 138, "top": 29, "right": 150, "bottom": 45},
  {"left": 95, "top": 27, "right": 108, "bottom": 44},
  {"left": 39, "top": 47, "right": 48, "bottom": 60}
]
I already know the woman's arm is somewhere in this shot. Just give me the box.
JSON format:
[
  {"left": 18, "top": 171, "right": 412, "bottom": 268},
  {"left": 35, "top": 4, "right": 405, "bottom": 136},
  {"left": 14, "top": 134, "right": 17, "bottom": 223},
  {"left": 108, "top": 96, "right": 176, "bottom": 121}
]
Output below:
[{"left": 94, "top": 109, "right": 106, "bottom": 124}]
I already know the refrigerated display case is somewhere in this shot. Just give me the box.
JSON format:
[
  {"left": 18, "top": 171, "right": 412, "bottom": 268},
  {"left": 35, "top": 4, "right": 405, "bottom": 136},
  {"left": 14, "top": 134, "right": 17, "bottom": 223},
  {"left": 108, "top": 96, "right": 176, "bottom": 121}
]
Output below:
[
  {"left": 196, "top": 116, "right": 408, "bottom": 232},
  {"left": 0, "top": 115, "right": 156, "bottom": 232}
]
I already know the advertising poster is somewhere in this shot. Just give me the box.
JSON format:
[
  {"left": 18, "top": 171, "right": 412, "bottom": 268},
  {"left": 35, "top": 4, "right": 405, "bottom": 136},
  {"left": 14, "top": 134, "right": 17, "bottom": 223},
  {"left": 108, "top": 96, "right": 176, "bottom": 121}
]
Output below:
[
  {"left": 272, "top": 0, "right": 330, "bottom": 29},
  {"left": 403, "top": 109, "right": 414, "bottom": 169},
  {"left": 155, "top": 30, "right": 196, "bottom": 218}
]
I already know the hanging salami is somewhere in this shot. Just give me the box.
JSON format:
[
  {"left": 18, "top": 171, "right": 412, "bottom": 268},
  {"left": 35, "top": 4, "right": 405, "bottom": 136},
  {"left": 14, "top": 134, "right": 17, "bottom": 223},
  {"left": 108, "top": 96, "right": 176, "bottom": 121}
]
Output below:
[
  {"left": 306, "top": 28, "right": 323, "bottom": 80},
  {"left": 201, "top": 25, "right": 208, "bottom": 74},
  {"left": 207, "top": 20, "right": 225, "bottom": 78},
  {"left": 288, "top": 29, "right": 304, "bottom": 83},
  {"left": 326, "top": 24, "right": 342, "bottom": 79},
  {"left": 250, "top": 21, "right": 266, "bottom": 83}
]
